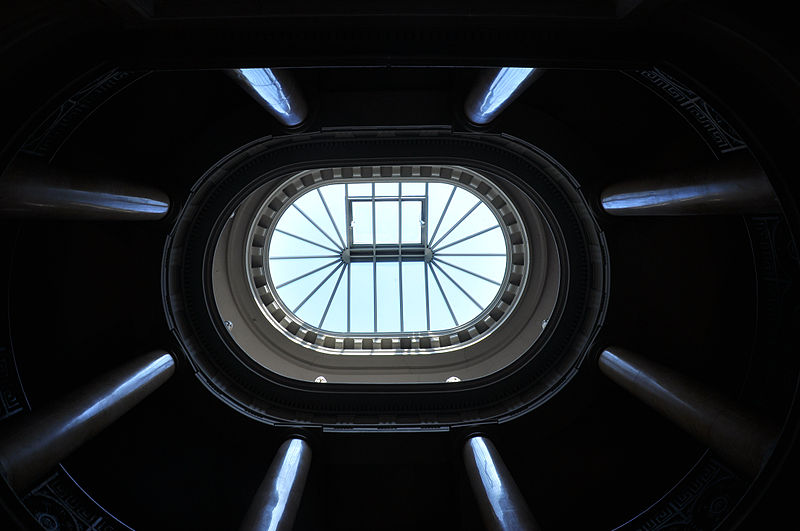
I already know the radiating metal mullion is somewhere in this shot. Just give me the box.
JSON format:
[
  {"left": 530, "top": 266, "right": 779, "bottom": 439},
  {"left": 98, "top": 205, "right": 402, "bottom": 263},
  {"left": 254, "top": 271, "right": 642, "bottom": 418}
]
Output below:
[
  {"left": 317, "top": 188, "right": 346, "bottom": 248},
  {"left": 318, "top": 263, "right": 347, "bottom": 328},
  {"left": 275, "top": 229, "right": 341, "bottom": 254},
  {"left": 428, "top": 186, "right": 456, "bottom": 246},
  {"left": 436, "top": 258, "right": 501, "bottom": 286},
  {"left": 372, "top": 183, "right": 377, "bottom": 333},
  {"left": 434, "top": 224, "right": 501, "bottom": 252},
  {"left": 270, "top": 254, "right": 340, "bottom": 260},
  {"left": 422, "top": 182, "right": 429, "bottom": 245},
  {"left": 436, "top": 253, "right": 508, "bottom": 256},
  {"left": 424, "top": 261, "right": 431, "bottom": 331},
  {"left": 293, "top": 204, "right": 343, "bottom": 251},
  {"left": 431, "top": 200, "right": 481, "bottom": 250},
  {"left": 345, "top": 183, "right": 353, "bottom": 248},
  {"left": 276, "top": 259, "right": 339, "bottom": 289},
  {"left": 432, "top": 261, "right": 483, "bottom": 310},
  {"left": 347, "top": 263, "right": 351, "bottom": 333},
  {"left": 398, "top": 184, "right": 404, "bottom": 332},
  {"left": 429, "top": 264, "right": 458, "bottom": 327},
  {"left": 293, "top": 262, "right": 343, "bottom": 313}
]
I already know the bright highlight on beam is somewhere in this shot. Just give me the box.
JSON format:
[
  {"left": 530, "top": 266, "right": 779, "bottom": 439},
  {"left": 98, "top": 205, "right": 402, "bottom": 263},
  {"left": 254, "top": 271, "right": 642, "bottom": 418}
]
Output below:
[
  {"left": 464, "top": 67, "right": 542, "bottom": 125},
  {"left": 229, "top": 68, "right": 307, "bottom": 127}
]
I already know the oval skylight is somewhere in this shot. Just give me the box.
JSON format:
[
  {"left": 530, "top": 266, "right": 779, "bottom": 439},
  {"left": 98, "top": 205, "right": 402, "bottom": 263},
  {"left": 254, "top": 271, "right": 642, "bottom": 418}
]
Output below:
[
  {"left": 244, "top": 165, "right": 529, "bottom": 353},
  {"left": 266, "top": 181, "right": 508, "bottom": 335}
]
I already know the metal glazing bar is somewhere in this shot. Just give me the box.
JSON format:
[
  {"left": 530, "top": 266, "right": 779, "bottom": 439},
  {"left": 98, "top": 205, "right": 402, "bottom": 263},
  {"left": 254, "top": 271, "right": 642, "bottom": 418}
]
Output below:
[
  {"left": 422, "top": 182, "right": 429, "bottom": 246},
  {"left": 429, "top": 264, "right": 458, "bottom": 327},
  {"left": 436, "top": 253, "right": 506, "bottom": 256},
  {"left": 293, "top": 262, "right": 343, "bottom": 313},
  {"left": 276, "top": 259, "right": 339, "bottom": 289},
  {"left": 275, "top": 229, "right": 340, "bottom": 254},
  {"left": 347, "top": 264, "right": 351, "bottom": 333},
  {"left": 345, "top": 183, "right": 354, "bottom": 248},
  {"left": 270, "top": 255, "right": 340, "bottom": 260},
  {"left": 293, "top": 204, "right": 343, "bottom": 251},
  {"left": 319, "top": 264, "right": 347, "bottom": 328},
  {"left": 354, "top": 196, "right": 425, "bottom": 202},
  {"left": 399, "top": 184, "right": 404, "bottom": 332},
  {"left": 432, "top": 200, "right": 481, "bottom": 250},
  {"left": 434, "top": 225, "right": 501, "bottom": 253},
  {"left": 372, "top": 183, "right": 377, "bottom": 333},
  {"left": 318, "top": 189, "right": 346, "bottom": 248},
  {"left": 464, "top": 67, "right": 544, "bottom": 126},
  {"left": 432, "top": 261, "right": 483, "bottom": 310},
  {"left": 436, "top": 258, "right": 501, "bottom": 286},
  {"left": 424, "top": 261, "right": 431, "bottom": 330},
  {"left": 239, "top": 437, "right": 312, "bottom": 531},
  {"left": 428, "top": 186, "right": 456, "bottom": 246},
  {"left": 228, "top": 68, "right": 308, "bottom": 127}
]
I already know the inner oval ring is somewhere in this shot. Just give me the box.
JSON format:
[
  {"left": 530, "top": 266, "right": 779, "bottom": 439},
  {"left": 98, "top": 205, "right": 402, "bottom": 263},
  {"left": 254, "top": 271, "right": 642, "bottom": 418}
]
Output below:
[{"left": 213, "top": 164, "right": 561, "bottom": 383}]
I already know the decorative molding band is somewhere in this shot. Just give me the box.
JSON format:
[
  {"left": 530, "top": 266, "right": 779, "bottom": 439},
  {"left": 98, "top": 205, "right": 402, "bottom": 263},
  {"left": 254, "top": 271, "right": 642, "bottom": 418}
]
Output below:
[{"left": 630, "top": 68, "right": 747, "bottom": 158}]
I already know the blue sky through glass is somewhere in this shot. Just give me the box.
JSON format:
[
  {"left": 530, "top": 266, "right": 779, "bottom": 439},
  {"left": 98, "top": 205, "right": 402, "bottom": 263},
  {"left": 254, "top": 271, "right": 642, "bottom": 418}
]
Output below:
[{"left": 267, "top": 180, "right": 508, "bottom": 335}]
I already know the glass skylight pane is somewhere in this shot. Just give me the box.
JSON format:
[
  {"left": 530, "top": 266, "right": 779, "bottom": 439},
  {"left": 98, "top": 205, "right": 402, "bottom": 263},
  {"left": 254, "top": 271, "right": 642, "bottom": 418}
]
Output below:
[
  {"left": 436, "top": 255, "right": 506, "bottom": 284},
  {"left": 268, "top": 230, "right": 339, "bottom": 258},
  {"left": 435, "top": 227, "right": 504, "bottom": 254},
  {"left": 374, "top": 201, "right": 399, "bottom": 244},
  {"left": 426, "top": 183, "right": 455, "bottom": 242},
  {"left": 401, "top": 201, "right": 422, "bottom": 244},
  {"left": 348, "top": 183, "right": 372, "bottom": 197},
  {"left": 349, "top": 262, "right": 375, "bottom": 332},
  {"left": 294, "top": 187, "right": 325, "bottom": 216},
  {"left": 375, "top": 182, "right": 399, "bottom": 196},
  {"left": 402, "top": 182, "right": 425, "bottom": 196},
  {"left": 435, "top": 202, "right": 497, "bottom": 249},
  {"left": 427, "top": 265, "right": 457, "bottom": 329},
  {"left": 438, "top": 261, "right": 498, "bottom": 307},
  {"left": 320, "top": 267, "right": 348, "bottom": 331},
  {"left": 318, "top": 184, "right": 347, "bottom": 244},
  {"left": 275, "top": 207, "right": 338, "bottom": 250},
  {"left": 429, "top": 187, "right": 476, "bottom": 246},
  {"left": 351, "top": 201, "right": 373, "bottom": 244},
  {"left": 294, "top": 266, "right": 342, "bottom": 326},
  {"left": 434, "top": 265, "right": 482, "bottom": 324},
  {"left": 274, "top": 261, "right": 339, "bottom": 311},
  {"left": 376, "top": 262, "right": 400, "bottom": 332},
  {"left": 401, "top": 262, "right": 427, "bottom": 331},
  {"left": 294, "top": 192, "right": 342, "bottom": 246},
  {"left": 268, "top": 257, "right": 339, "bottom": 288}
]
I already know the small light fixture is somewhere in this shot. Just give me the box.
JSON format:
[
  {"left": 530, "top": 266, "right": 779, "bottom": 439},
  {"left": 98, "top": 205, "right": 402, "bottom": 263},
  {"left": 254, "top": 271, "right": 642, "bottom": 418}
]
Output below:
[
  {"left": 314, "top": 376, "right": 327, "bottom": 383},
  {"left": 446, "top": 376, "right": 461, "bottom": 383}
]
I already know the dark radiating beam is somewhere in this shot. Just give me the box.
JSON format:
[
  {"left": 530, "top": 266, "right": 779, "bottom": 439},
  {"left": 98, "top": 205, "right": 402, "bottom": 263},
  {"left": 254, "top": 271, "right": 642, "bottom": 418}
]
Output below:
[
  {"left": 600, "top": 154, "right": 779, "bottom": 215},
  {"left": 0, "top": 159, "right": 169, "bottom": 220},
  {"left": 463, "top": 435, "right": 540, "bottom": 531},
  {"left": 464, "top": 68, "right": 545, "bottom": 126},
  {"left": 228, "top": 68, "right": 308, "bottom": 127},
  {"left": 0, "top": 350, "right": 175, "bottom": 493},
  {"left": 598, "top": 347, "right": 778, "bottom": 479},
  {"left": 239, "top": 437, "right": 312, "bottom": 531}
]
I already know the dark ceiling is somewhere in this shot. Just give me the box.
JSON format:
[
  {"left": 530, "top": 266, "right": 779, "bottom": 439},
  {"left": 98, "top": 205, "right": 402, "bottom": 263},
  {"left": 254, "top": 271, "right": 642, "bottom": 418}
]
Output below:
[{"left": 2, "top": 1, "right": 800, "bottom": 530}]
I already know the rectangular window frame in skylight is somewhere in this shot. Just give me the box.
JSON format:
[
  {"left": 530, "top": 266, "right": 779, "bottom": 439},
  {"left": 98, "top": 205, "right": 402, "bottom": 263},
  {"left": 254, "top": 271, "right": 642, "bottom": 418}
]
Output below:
[{"left": 346, "top": 193, "right": 428, "bottom": 249}]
